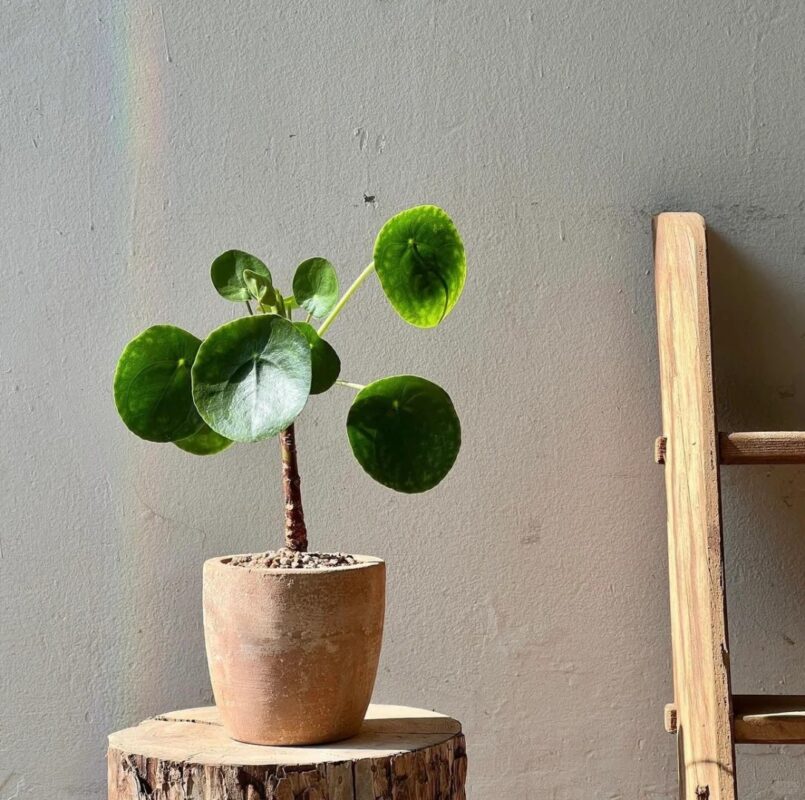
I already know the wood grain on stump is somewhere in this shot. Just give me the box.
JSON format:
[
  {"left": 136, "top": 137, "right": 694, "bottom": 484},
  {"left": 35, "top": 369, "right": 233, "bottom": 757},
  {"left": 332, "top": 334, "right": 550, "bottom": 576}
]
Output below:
[{"left": 108, "top": 704, "right": 467, "bottom": 799}]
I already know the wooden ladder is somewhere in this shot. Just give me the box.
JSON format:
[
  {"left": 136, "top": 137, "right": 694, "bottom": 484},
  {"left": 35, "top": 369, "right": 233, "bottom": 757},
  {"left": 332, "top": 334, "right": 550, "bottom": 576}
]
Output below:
[{"left": 653, "top": 212, "right": 805, "bottom": 800}]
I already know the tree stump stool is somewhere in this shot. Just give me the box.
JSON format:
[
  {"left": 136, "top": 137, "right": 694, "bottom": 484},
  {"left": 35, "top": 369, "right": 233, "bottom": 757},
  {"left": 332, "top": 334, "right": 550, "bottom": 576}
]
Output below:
[{"left": 108, "top": 704, "right": 467, "bottom": 799}]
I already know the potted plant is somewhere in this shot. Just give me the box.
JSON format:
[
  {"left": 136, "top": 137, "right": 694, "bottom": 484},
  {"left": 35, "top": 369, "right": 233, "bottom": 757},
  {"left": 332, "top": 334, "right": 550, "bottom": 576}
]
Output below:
[{"left": 113, "top": 205, "right": 465, "bottom": 745}]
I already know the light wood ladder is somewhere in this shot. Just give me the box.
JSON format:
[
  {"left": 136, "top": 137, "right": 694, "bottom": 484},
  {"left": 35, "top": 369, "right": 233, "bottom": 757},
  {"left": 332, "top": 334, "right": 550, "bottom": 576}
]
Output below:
[{"left": 653, "top": 213, "right": 805, "bottom": 800}]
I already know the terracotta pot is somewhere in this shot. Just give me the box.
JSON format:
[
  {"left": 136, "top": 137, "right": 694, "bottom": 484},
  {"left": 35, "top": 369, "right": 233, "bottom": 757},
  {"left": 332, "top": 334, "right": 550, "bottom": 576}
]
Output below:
[{"left": 202, "top": 554, "right": 385, "bottom": 745}]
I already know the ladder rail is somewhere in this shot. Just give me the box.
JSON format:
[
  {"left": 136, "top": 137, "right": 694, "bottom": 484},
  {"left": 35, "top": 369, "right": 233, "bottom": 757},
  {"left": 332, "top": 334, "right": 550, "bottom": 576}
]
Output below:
[
  {"left": 654, "top": 212, "right": 737, "bottom": 800},
  {"left": 654, "top": 212, "right": 805, "bottom": 800}
]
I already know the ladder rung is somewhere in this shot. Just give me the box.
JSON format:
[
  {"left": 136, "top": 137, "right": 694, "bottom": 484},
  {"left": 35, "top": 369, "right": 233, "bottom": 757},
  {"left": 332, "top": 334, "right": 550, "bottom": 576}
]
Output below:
[
  {"left": 719, "top": 432, "right": 805, "bottom": 464},
  {"left": 655, "top": 432, "right": 805, "bottom": 465},
  {"left": 733, "top": 694, "right": 805, "bottom": 744}
]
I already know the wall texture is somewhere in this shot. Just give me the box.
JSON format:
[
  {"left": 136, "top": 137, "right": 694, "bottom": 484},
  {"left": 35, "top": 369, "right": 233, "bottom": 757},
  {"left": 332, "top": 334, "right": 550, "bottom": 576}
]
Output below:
[{"left": 2, "top": 1, "right": 805, "bottom": 797}]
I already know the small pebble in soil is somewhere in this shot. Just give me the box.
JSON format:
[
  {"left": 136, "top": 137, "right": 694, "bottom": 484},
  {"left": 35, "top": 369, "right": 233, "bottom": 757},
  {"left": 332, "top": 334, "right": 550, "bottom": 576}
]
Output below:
[{"left": 230, "top": 550, "right": 359, "bottom": 570}]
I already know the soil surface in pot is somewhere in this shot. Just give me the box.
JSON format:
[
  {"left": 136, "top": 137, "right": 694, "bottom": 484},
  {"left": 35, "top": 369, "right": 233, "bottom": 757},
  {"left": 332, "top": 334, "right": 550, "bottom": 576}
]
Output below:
[{"left": 229, "top": 549, "right": 359, "bottom": 569}]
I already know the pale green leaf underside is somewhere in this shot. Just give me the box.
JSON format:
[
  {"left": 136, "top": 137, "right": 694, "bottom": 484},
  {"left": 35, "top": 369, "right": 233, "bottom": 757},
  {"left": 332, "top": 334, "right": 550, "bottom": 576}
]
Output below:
[
  {"left": 243, "top": 268, "right": 274, "bottom": 305},
  {"left": 192, "top": 315, "right": 311, "bottom": 442}
]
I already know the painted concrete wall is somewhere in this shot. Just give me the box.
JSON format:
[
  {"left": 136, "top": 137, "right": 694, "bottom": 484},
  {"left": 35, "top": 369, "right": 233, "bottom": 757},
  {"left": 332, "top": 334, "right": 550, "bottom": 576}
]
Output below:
[{"left": 2, "top": 1, "right": 805, "bottom": 796}]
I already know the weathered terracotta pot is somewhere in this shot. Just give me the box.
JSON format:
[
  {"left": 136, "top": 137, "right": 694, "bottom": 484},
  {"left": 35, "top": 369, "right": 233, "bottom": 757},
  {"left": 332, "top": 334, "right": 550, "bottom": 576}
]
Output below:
[{"left": 203, "top": 554, "right": 385, "bottom": 745}]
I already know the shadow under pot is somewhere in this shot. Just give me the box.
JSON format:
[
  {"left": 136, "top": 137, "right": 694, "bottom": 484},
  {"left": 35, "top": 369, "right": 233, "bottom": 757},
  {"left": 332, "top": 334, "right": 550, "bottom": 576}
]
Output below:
[{"left": 202, "top": 554, "right": 386, "bottom": 746}]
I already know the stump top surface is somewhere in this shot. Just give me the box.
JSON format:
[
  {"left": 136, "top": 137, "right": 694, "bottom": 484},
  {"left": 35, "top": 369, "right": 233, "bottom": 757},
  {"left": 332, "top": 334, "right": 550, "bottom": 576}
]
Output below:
[{"left": 108, "top": 704, "right": 462, "bottom": 767}]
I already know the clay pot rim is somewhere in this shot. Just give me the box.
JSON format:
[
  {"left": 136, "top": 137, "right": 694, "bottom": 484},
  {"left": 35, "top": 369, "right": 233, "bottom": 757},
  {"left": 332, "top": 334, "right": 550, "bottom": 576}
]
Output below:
[{"left": 206, "top": 553, "right": 385, "bottom": 575}]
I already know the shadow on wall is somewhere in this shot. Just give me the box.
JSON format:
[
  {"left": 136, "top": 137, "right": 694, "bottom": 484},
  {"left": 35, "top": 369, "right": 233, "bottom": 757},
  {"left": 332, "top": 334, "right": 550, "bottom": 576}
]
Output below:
[{"left": 707, "top": 230, "right": 805, "bottom": 695}]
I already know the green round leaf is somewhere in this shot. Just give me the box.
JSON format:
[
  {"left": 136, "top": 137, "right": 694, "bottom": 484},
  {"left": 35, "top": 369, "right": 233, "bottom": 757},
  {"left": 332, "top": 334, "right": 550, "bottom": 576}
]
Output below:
[
  {"left": 293, "top": 258, "right": 339, "bottom": 318},
  {"left": 114, "top": 325, "right": 204, "bottom": 442},
  {"left": 211, "top": 250, "right": 272, "bottom": 302},
  {"left": 192, "top": 315, "right": 311, "bottom": 442},
  {"left": 373, "top": 205, "right": 466, "bottom": 328},
  {"left": 346, "top": 375, "right": 461, "bottom": 493},
  {"left": 294, "top": 322, "right": 341, "bottom": 395},
  {"left": 174, "top": 422, "right": 233, "bottom": 455}
]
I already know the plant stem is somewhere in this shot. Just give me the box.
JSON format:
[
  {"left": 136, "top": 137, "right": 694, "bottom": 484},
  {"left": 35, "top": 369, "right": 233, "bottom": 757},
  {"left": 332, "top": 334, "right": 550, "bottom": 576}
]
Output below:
[
  {"left": 317, "top": 262, "right": 375, "bottom": 337},
  {"left": 335, "top": 380, "right": 366, "bottom": 391},
  {"left": 279, "top": 424, "right": 307, "bottom": 552},
  {"left": 245, "top": 301, "right": 254, "bottom": 316}
]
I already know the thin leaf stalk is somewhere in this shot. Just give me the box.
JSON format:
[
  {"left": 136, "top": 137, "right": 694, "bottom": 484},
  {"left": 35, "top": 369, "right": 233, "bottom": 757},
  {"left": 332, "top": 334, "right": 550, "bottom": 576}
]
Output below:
[{"left": 317, "top": 262, "right": 375, "bottom": 337}]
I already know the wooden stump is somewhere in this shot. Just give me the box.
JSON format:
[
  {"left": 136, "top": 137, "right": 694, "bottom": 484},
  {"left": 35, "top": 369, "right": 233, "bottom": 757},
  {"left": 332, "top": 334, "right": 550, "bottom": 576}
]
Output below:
[{"left": 108, "top": 704, "right": 467, "bottom": 799}]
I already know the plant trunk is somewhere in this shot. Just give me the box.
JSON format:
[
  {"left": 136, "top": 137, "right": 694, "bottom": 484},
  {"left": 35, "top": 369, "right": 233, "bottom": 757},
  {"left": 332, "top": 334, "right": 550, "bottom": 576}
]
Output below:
[{"left": 279, "top": 424, "right": 307, "bottom": 552}]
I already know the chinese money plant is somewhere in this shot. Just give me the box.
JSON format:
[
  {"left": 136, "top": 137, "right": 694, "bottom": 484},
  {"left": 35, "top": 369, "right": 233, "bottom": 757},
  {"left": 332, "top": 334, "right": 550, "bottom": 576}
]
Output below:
[{"left": 113, "top": 205, "right": 465, "bottom": 553}]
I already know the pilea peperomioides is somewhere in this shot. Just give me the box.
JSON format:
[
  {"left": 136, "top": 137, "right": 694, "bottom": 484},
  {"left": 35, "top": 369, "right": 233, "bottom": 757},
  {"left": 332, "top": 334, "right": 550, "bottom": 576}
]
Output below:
[{"left": 113, "top": 205, "right": 465, "bottom": 553}]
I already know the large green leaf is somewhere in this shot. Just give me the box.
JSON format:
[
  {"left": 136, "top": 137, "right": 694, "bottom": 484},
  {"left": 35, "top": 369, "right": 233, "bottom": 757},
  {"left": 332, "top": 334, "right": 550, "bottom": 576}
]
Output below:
[
  {"left": 292, "top": 258, "right": 339, "bottom": 318},
  {"left": 373, "top": 206, "right": 466, "bottom": 328},
  {"left": 174, "top": 422, "right": 233, "bottom": 455},
  {"left": 114, "top": 325, "right": 204, "bottom": 442},
  {"left": 346, "top": 375, "right": 461, "bottom": 493},
  {"left": 211, "top": 250, "right": 272, "bottom": 302},
  {"left": 294, "top": 322, "right": 340, "bottom": 394},
  {"left": 192, "top": 315, "right": 311, "bottom": 442}
]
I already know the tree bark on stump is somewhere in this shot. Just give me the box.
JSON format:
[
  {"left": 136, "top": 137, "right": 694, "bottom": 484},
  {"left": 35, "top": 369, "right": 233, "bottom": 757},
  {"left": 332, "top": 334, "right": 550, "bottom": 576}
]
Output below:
[{"left": 108, "top": 705, "right": 467, "bottom": 800}]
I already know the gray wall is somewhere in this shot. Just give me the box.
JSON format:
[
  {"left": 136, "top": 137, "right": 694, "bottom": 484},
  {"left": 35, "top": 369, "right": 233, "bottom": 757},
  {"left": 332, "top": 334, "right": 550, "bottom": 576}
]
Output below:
[{"left": 2, "top": 1, "right": 805, "bottom": 797}]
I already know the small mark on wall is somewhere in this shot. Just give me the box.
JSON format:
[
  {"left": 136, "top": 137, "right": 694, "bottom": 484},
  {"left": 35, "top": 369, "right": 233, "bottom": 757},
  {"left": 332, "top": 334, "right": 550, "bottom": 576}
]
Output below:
[
  {"left": 353, "top": 128, "right": 385, "bottom": 208},
  {"left": 353, "top": 127, "right": 387, "bottom": 155},
  {"left": 354, "top": 127, "right": 369, "bottom": 151},
  {"left": 521, "top": 518, "right": 541, "bottom": 546},
  {"left": 159, "top": 4, "right": 173, "bottom": 64},
  {"left": 0, "top": 774, "right": 25, "bottom": 800}
]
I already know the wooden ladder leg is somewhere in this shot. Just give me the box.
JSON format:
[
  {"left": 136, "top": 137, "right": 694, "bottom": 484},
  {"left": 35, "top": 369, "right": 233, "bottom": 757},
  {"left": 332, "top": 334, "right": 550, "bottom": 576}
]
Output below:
[{"left": 654, "top": 213, "right": 737, "bottom": 800}]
